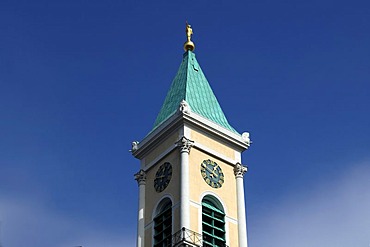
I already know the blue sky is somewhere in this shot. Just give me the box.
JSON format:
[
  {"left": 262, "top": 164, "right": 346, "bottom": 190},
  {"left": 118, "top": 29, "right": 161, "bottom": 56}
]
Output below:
[{"left": 1, "top": 0, "right": 370, "bottom": 246}]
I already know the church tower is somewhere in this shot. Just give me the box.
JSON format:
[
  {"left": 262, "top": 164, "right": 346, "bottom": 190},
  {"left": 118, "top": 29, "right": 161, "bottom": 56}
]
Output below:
[{"left": 131, "top": 23, "right": 251, "bottom": 247}]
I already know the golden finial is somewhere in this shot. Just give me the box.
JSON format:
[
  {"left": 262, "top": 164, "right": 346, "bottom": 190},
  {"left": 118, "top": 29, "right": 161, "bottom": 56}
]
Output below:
[{"left": 184, "top": 21, "right": 195, "bottom": 51}]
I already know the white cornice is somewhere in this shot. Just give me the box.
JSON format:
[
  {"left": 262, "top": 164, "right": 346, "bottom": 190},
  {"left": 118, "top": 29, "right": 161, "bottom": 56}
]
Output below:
[
  {"left": 193, "top": 142, "right": 237, "bottom": 167},
  {"left": 144, "top": 144, "right": 177, "bottom": 171},
  {"left": 132, "top": 110, "right": 250, "bottom": 160},
  {"left": 183, "top": 112, "right": 249, "bottom": 153},
  {"left": 132, "top": 112, "right": 182, "bottom": 159}
]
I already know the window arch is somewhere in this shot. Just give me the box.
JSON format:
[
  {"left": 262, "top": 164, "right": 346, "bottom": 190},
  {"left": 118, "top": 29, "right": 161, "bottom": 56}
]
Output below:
[
  {"left": 153, "top": 198, "right": 172, "bottom": 247},
  {"left": 202, "top": 195, "right": 226, "bottom": 247}
]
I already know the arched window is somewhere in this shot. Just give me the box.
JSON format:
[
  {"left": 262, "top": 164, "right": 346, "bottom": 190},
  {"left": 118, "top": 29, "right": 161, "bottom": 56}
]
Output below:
[
  {"left": 202, "top": 196, "right": 226, "bottom": 247},
  {"left": 153, "top": 198, "right": 172, "bottom": 247}
]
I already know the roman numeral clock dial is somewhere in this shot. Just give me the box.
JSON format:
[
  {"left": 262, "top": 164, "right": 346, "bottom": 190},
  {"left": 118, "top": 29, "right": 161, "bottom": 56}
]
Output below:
[
  {"left": 200, "top": 159, "right": 224, "bottom": 188},
  {"left": 154, "top": 162, "right": 172, "bottom": 193}
]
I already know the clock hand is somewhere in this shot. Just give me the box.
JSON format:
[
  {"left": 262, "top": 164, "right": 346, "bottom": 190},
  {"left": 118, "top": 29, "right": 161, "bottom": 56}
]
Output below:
[
  {"left": 212, "top": 170, "right": 218, "bottom": 178},
  {"left": 205, "top": 166, "right": 214, "bottom": 174},
  {"left": 204, "top": 166, "right": 219, "bottom": 178},
  {"left": 205, "top": 167, "right": 217, "bottom": 178},
  {"left": 211, "top": 164, "right": 220, "bottom": 176}
]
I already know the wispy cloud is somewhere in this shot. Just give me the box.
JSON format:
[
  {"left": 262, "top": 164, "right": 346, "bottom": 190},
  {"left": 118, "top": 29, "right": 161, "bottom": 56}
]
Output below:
[
  {"left": 0, "top": 197, "right": 135, "bottom": 247},
  {"left": 249, "top": 160, "right": 370, "bottom": 247},
  {"left": 2, "top": 161, "right": 369, "bottom": 247}
]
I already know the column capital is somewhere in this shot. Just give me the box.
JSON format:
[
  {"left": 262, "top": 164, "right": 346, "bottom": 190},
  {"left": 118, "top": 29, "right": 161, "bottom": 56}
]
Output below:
[
  {"left": 134, "top": 169, "right": 146, "bottom": 186},
  {"left": 176, "top": 136, "right": 194, "bottom": 153},
  {"left": 234, "top": 162, "right": 248, "bottom": 178}
]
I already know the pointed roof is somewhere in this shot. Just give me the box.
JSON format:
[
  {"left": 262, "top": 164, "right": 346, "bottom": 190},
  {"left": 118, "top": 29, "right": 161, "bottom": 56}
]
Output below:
[{"left": 153, "top": 51, "right": 238, "bottom": 134}]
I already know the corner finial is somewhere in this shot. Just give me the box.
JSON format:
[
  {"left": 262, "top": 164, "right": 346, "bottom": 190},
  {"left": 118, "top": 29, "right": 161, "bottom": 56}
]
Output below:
[{"left": 184, "top": 21, "right": 195, "bottom": 51}]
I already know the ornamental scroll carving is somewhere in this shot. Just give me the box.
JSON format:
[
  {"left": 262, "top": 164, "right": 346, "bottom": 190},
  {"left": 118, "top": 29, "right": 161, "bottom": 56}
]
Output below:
[
  {"left": 234, "top": 162, "right": 248, "bottom": 178},
  {"left": 179, "top": 100, "right": 190, "bottom": 114},
  {"left": 176, "top": 136, "right": 194, "bottom": 153},
  {"left": 134, "top": 169, "right": 146, "bottom": 185},
  {"left": 129, "top": 141, "right": 139, "bottom": 153}
]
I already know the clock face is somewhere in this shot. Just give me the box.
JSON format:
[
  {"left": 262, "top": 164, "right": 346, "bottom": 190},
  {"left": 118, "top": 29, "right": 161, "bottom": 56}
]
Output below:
[
  {"left": 154, "top": 162, "right": 172, "bottom": 192},
  {"left": 200, "top": 159, "right": 224, "bottom": 188}
]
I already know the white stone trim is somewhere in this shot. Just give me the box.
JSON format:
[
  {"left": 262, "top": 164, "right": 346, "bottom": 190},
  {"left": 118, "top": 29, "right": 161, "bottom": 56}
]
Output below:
[
  {"left": 184, "top": 125, "right": 191, "bottom": 138},
  {"left": 193, "top": 141, "right": 238, "bottom": 167},
  {"left": 234, "top": 150, "right": 242, "bottom": 163},
  {"left": 172, "top": 201, "right": 181, "bottom": 210},
  {"left": 181, "top": 149, "right": 190, "bottom": 229},
  {"left": 226, "top": 215, "right": 238, "bottom": 225},
  {"left": 144, "top": 145, "right": 177, "bottom": 171},
  {"left": 190, "top": 199, "right": 238, "bottom": 227},
  {"left": 199, "top": 191, "right": 228, "bottom": 216},
  {"left": 189, "top": 112, "right": 241, "bottom": 139},
  {"left": 149, "top": 195, "right": 175, "bottom": 246},
  {"left": 144, "top": 221, "right": 153, "bottom": 231},
  {"left": 178, "top": 125, "right": 185, "bottom": 139},
  {"left": 177, "top": 136, "right": 194, "bottom": 229},
  {"left": 234, "top": 164, "right": 248, "bottom": 247},
  {"left": 132, "top": 107, "right": 250, "bottom": 160},
  {"left": 140, "top": 158, "right": 146, "bottom": 170},
  {"left": 132, "top": 111, "right": 181, "bottom": 159},
  {"left": 189, "top": 199, "right": 201, "bottom": 207},
  {"left": 136, "top": 172, "right": 146, "bottom": 247},
  {"left": 151, "top": 194, "right": 174, "bottom": 220},
  {"left": 185, "top": 111, "right": 249, "bottom": 150},
  {"left": 199, "top": 192, "right": 232, "bottom": 246}
]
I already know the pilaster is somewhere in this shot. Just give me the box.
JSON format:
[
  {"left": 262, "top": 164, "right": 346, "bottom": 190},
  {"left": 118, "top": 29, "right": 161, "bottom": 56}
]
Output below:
[
  {"left": 134, "top": 169, "right": 146, "bottom": 247},
  {"left": 234, "top": 162, "right": 248, "bottom": 247},
  {"left": 176, "top": 136, "right": 194, "bottom": 230}
]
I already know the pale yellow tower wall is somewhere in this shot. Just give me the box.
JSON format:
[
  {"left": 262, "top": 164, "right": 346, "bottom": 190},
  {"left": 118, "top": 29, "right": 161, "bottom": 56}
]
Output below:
[
  {"left": 140, "top": 127, "right": 243, "bottom": 246},
  {"left": 143, "top": 149, "right": 181, "bottom": 221},
  {"left": 144, "top": 130, "right": 180, "bottom": 166},
  {"left": 191, "top": 128, "right": 238, "bottom": 160},
  {"left": 228, "top": 221, "right": 239, "bottom": 247},
  {"left": 188, "top": 148, "right": 238, "bottom": 218},
  {"left": 143, "top": 146, "right": 182, "bottom": 246},
  {"left": 144, "top": 229, "right": 151, "bottom": 246},
  {"left": 187, "top": 128, "right": 240, "bottom": 246}
]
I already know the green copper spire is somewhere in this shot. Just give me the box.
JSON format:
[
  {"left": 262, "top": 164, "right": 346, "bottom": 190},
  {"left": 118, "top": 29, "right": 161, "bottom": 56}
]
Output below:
[{"left": 153, "top": 51, "right": 238, "bottom": 133}]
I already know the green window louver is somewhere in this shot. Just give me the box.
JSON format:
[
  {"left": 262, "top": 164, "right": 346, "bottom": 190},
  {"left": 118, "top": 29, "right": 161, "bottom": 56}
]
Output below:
[
  {"left": 154, "top": 200, "right": 172, "bottom": 247},
  {"left": 202, "top": 197, "right": 226, "bottom": 247}
]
